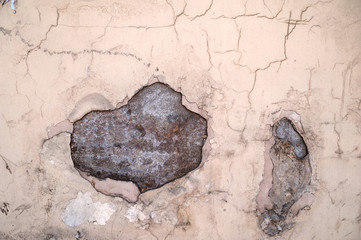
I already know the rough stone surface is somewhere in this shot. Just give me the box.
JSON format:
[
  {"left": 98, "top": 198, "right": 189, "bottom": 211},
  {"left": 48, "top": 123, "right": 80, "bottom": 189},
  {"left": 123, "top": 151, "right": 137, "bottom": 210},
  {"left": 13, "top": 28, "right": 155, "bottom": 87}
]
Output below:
[
  {"left": 70, "top": 83, "right": 208, "bottom": 192},
  {"left": 260, "top": 118, "right": 311, "bottom": 236},
  {"left": 274, "top": 118, "right": 308, "bottom": 159}
]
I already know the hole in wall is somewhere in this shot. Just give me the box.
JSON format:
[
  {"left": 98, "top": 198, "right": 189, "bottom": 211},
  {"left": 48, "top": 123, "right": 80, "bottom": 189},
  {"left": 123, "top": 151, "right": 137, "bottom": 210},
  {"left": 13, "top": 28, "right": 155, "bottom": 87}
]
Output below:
[
  {"left": 70, "top": 82, "right": 208, "bottom": 200},
  {"left": 258, "top": 114, "right": 312, "bottom": 236}
]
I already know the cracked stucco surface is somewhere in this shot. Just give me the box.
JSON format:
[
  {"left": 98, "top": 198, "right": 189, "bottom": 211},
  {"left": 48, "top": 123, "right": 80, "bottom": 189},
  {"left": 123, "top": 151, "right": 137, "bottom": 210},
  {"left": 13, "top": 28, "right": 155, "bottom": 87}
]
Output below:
[{"left": 0, "top": 0, "right": 361, "bottom": 239}]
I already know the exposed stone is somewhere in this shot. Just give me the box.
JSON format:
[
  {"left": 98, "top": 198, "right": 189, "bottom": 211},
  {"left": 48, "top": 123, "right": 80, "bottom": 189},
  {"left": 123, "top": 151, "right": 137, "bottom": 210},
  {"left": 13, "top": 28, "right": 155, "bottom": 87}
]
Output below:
[
  {"left": 70, "top": 83, "right": 208, "bottom": 193},
  {"left": 274, "top": 118, "right": 308, "bottom": 159},
  {"left": 259, "top": 117, "right": 312, "bottom": 236}
]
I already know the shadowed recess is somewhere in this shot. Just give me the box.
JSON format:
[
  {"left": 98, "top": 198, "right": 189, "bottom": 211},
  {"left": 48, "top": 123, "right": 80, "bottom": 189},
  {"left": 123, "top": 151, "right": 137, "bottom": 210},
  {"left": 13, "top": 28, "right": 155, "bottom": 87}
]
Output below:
[{"left": 70, "top": 83, "right": 208, "bottom": 193}]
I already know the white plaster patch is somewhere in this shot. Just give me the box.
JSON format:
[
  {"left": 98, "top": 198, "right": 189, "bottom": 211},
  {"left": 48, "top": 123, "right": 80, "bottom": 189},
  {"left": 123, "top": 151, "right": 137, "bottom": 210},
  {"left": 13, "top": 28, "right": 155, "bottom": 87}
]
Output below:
[
  {"left": 89, "top": 202, "right": 116, "bottom": 225},
  {"left": 61, "top": 192, "right": 115, "bottom": 227}
]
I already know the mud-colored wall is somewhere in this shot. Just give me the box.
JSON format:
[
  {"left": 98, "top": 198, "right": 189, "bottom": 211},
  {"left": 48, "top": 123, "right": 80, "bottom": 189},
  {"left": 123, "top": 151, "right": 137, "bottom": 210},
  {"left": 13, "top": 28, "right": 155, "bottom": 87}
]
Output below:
[{"left": 0, "top": 0, "right": 360, "bottom": 239}]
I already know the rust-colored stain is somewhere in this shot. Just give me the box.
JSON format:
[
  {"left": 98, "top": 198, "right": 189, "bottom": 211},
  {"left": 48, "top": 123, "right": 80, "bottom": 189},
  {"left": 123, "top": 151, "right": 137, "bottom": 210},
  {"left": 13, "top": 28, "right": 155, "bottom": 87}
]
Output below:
[{"left": 70, "top": 83, "right": 208, "bottom": 193}]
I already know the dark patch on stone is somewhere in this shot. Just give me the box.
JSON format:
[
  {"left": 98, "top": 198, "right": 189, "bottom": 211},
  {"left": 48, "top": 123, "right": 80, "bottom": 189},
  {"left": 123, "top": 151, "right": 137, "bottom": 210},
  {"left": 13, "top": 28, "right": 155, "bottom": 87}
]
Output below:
[
  {"left": 70, "top": 83, "right": 207, "bottom": 192},
  {"left": 260, "top": 118, "right": 311, "bottom": 236}
]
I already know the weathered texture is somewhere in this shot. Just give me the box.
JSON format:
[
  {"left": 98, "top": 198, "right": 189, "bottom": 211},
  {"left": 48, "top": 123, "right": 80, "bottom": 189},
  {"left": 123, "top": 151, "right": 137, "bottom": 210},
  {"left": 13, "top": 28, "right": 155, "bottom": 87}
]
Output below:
[
  {"left": 70, "top": 83, "right": 207, "bottom": 192},
  {"left": 2, "top": 0, "right": 361, "bottom": 239},
  {"left": 260, "top": 118, "right": 311, "bottom": 236}
]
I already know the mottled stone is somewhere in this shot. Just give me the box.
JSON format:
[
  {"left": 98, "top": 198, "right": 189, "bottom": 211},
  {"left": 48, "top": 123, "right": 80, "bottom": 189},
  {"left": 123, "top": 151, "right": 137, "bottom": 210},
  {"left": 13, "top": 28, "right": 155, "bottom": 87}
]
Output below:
[
  {"left": 260, "top": 118, "right": 311, "bottom": 236},
  {"left": 274, "top": 119, "right": 308, "bottom": 159},
  {"left": 70, "top": 83, "right": 207, "bottom": 193}
]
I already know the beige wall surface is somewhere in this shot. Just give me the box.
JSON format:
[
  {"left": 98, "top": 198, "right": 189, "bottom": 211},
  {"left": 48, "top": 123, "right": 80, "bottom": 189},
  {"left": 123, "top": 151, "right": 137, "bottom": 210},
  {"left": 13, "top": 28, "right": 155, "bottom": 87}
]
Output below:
[{"left": 0, "top": 0, "right": 360, "bottom": 239}]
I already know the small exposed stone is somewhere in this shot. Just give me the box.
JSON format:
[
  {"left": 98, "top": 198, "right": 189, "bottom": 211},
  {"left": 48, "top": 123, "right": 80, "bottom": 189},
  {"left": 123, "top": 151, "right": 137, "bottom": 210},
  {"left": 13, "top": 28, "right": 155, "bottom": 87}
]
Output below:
[{"left": 260, "top": 117, "right": 311, "bottom": 236}]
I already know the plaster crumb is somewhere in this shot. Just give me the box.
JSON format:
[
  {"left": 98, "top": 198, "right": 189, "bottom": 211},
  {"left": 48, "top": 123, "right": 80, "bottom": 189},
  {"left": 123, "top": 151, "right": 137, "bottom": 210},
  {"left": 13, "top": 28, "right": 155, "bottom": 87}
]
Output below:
[
  {"left": 89, "top": 202, "right": 116, "bottom": 225},
  {"left": 125, "top": 204, "right": 149, "bottom": 222}
]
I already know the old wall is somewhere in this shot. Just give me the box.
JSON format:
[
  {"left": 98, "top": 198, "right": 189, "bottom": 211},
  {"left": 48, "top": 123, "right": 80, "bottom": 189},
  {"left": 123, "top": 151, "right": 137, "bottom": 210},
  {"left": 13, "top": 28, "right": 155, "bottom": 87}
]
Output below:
[{"left": 0, "top": 0, "right": 360, "bottom": 239}]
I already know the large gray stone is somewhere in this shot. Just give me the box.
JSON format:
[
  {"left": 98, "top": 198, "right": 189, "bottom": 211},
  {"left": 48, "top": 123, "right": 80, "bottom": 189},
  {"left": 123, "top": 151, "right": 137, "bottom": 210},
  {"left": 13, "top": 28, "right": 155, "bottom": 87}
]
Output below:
[{"left": 70, "top": 83, "right": 208, "bottom": 193}]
